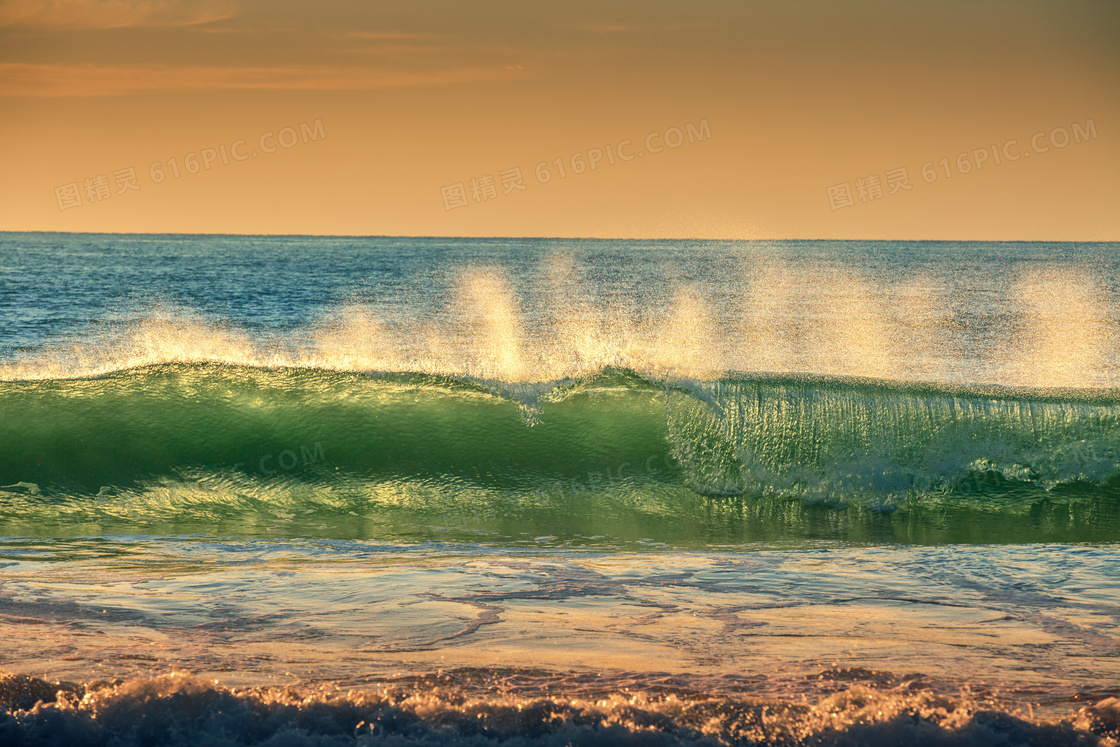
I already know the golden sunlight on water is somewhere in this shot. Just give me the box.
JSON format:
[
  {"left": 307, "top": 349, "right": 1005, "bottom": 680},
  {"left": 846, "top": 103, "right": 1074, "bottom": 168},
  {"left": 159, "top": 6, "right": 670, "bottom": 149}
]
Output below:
[
  {"left": 456, "top": 269, "right": 528, "bottom": 382},
  {"left": 1014, "top": 270, "right": 1115, "bottom": 389},
  {"left": 650, "top": 287, "right": 720, "bottom": 380},
  {"left": 0, "top": 260, "right": 1116, "bottom": 389},
  {"left": 541, "top": 253, "right": 629, "bottom": 377},
  {"left": 810, "top": 268, "right": 895, "bottom": 381},
  {"left": 741, "top": 257, "right": 796, "bottom": 374},
  {"left": 312, "top": 304, "right": 396, "bottom": 373}
]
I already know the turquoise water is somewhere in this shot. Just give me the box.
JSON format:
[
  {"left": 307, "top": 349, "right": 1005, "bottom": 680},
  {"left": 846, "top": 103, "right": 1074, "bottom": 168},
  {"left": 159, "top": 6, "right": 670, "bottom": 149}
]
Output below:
[
  {"left": 1, "top": 234, "right": 1119, "bottom": 744},
  {"left": 1, "top": 365, "right": 1119, "bottom": 546}
]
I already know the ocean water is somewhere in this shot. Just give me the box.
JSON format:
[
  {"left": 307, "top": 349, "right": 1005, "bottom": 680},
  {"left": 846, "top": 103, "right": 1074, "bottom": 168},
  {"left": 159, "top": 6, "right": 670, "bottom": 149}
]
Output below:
[{"left": 1, "top": 233, "right": 1119, "bottom": 745}]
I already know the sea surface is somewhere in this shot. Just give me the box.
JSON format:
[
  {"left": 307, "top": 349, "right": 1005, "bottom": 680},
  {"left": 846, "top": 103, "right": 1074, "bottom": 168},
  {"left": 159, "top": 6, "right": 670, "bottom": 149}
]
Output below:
[{"left": 1, "top": 233, "right": 1119, "bottom": 745}]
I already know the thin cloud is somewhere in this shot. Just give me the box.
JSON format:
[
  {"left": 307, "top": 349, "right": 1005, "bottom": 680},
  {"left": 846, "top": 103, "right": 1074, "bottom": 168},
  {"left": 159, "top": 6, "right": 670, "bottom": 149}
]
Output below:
[
  {"left": 0, "top": 0, "right": 235, "bottom": 29},
  {"left": 582, "top": 22, "right": 644, "bottom": 35},
  {"left": 339, "top": 41, "right": 592, "bottom": 62},
  {"left": 0, "top": 62, "right": 525, "bottom": 96},
  {"left": 186, "top": 27, "right": 442, "bottom": 38},
  {"left": 343, "top": 30, "right": 442, "bottom": 41},
  {"left": 187, "top": 23, "right": 303, "bottom": 35},
  {"left": 578, "top": 19, "right": 715, "bottom": 35}
]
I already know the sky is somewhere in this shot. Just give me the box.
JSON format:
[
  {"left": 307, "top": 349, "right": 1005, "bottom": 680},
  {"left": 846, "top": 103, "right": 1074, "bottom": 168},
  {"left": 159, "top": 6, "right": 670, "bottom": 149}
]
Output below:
[{"left": 1, "top": 0, "right": 1117, "bottom": 240}]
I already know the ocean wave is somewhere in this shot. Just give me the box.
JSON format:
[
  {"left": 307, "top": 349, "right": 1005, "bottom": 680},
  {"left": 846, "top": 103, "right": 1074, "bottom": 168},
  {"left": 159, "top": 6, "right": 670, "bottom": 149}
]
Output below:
[
  {"left": 1, "top": 364, "right": 1118, "bottom": 543},
  {"left": 3, "top": 247, "right": 1119, "bottom": 391},
  {"left": 2, "top": 363, "right": 1117, "bottom": 491}
]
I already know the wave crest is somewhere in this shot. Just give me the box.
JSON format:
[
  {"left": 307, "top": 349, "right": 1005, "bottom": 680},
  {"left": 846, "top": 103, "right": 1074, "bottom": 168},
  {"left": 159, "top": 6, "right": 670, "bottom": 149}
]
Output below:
[{"left": 0, "top": 365, "right": 1118, "bottom": 545}]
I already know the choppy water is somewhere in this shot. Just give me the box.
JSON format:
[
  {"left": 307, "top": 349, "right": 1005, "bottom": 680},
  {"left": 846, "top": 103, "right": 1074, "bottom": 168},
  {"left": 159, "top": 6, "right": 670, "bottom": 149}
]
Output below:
[{"left": 1, "top": 233, "right": 1119, "bottom": 745}]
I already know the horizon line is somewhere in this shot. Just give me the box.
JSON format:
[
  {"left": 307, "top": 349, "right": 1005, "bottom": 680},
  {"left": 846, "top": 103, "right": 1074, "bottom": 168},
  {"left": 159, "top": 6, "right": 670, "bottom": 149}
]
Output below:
[{"left": 2, "top": 230, "right": 1117, "bottom": 244}]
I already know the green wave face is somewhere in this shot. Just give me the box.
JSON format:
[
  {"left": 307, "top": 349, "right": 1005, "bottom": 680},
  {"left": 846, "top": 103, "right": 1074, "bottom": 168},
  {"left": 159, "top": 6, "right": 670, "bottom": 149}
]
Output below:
[{"left": 1, "top": 364, "right": 1119, "bottom": 547}]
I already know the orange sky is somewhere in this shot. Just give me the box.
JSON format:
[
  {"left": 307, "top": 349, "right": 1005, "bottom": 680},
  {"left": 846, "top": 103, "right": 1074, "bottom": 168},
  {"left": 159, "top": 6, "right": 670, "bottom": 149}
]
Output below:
[{"left": 1, "top": 0, "right": 1117, "bottom": 239}]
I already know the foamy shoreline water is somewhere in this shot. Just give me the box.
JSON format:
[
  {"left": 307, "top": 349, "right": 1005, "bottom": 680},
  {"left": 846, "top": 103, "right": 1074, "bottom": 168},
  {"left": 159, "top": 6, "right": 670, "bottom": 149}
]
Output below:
[
  {"left": 3, "top": 668, "right": 1120, "bottom": 746},
  {"left": 2, "top": 541, "right": 1118, "bottom": 710}
]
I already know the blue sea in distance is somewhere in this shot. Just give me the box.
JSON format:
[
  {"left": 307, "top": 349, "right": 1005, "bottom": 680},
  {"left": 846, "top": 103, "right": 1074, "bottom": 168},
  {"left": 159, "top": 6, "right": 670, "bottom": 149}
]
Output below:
[{"left": 1, "top": 232, "right": 1119, "bottom": 746}]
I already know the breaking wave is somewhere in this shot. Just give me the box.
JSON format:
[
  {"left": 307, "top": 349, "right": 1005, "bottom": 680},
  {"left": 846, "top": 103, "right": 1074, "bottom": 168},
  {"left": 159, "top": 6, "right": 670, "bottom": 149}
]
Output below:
[{"left": 0, "top": 363, "right": 1117, "bottom": 544}]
